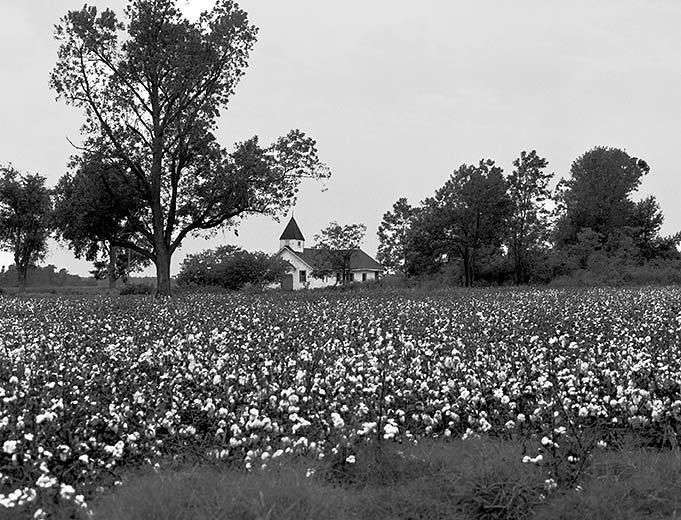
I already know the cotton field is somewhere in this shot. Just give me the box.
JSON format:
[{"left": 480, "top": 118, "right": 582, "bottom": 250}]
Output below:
[{"left": 1, "top": 287, "right": 681, "bottom": 517}]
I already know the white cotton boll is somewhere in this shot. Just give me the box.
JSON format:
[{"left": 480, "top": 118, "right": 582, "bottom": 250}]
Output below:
[
  {"left": 36, "top": 475, "right": 57, "bottom": 488},
  {"left": 330, "top": 412, "right": 345, "bottom": 429},
  {"left": 2, "top": 440, "right": 18, "bottom": 455},
  {"left": 59, "top": 484, "right": 76, "bottom": 500}
]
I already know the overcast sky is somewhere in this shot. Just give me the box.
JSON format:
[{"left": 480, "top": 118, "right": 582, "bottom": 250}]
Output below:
[{"left": 1, "top": 0, "right": 680, "bottom": 275}]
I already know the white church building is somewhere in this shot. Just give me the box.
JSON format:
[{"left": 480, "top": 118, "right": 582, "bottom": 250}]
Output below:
[{"left": 277, "top": 217, "right": 383, "bottom": 290}]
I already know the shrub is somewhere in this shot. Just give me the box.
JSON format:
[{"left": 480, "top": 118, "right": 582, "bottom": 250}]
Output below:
[{"left": 177, "top": 245, "right": 289, "bottom": 290}]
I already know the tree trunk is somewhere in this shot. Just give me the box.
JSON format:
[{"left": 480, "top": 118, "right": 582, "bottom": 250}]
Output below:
[
  {"left": 108, "top": 243, "right": 118, "bottom": 290},
  {"left": 155, "top": 245, "right": 172, "bottom": 297},
  {"left": 18, "top": 267, "right": 27, "bottom": 293},
  {"left": 462, "top": 252, "right": 471, "bottom": 287}
]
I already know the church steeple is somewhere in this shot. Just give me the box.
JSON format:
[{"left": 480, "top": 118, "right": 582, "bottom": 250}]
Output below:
[{"left": 279, "top": 217, "right": 305, "bottom": 252}]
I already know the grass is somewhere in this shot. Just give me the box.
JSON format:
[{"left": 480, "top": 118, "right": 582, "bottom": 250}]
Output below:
[
  {"left": 3, "top": 438, "right": 681, "bottom": 519},
  {"left": 83, "top": 439, "right": 681, "bottom": 520}
]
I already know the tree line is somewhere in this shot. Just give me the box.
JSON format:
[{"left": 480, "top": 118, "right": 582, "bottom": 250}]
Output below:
[{"left": 377, "top": 147, "right": 681, "bottom": 286}]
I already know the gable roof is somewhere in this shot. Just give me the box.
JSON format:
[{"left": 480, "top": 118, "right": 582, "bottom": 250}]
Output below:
[
  {"left": 283, "top": 247, "right": 383, "bottom": 271},
  {"left": 280, "top": 217, "right": 305, "bottom": 241}
]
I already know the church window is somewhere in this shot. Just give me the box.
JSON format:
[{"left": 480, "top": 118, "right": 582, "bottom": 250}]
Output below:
[{"left": 299, "top": 270, "right": 307, "bottom": 283}]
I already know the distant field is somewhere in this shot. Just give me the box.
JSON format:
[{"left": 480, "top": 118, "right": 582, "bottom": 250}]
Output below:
[{"left": 1, "top": 287, "right": 680, "bottom": 518}]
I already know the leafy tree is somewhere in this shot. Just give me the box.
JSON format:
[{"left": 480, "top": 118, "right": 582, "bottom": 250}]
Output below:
[
  {"left": 50, "top": 0, "right": 329, "bottom": 296},
  {"left": 52, "top": 155, "right": 149, "bottom": 289},
  {"left": 554, "top": 147, "right": 649, "bottom": 247},
  {"left": 627, "top": 196, "right": 681, "bottom": 261},
  {"left": 176, "top": 245, "right": 288, "bottom": 290},
  {"left": 554, "top": 146, "right": 680, "bottom": 275},
  {"left": 507, "top": 150, "right": 553, "bottom": 284},
  {"left": 377, "top": 198, "right": 417, "bottom": 274},
  {"left": 403, "top": 206, "right": 449, "bottom": 277},
  {"left": 312, "top": 222, "right": 367, "bottom": 284},
  {"left": 0, "top": 167, "right": 52, "bottom": 289},
  {"left": 419, "top": 160, "right": 512, "bottom": 286}
]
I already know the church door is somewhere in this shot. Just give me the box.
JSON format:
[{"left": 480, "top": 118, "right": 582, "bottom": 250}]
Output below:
[{"left": 282, "top": 274, "right": 294, "bottom": 291}]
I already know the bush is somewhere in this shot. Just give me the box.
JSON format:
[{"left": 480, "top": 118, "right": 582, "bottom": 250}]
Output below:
[
  {"left": 177, "top": 245, "right": 289, "bottom": 291},
  {"left": 119, "top": 284, "right": 154, "bottom": 295}
]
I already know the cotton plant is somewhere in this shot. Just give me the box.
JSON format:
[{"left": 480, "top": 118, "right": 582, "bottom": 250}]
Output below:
[{"left": 1, "top": 287, "right": 681, "bottom": 517}]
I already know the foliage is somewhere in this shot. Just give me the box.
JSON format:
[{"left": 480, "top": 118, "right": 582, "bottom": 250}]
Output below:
[
  {"left": 1, "top": 287, "right": 681, "bottom": 517},
  {"left": 312, "top": 222, "right": 367, "bottom": 283},
  {"left": 393, "top": 146, "right": 679, "bottom": 287},
  {"left": 376, "top": 198, "right": 418, "bottom": 274},
  {"left": 52, "top": 156, "right": 149, "bottom": 288},
  {"left": 176, "top": 245, "right": 289, "bottom": 290},
  {"left": 507, "top": 150, "right": 554, "bottom": 284},
  {"left": 50, "top": 0, "right": 330, "bottom": 296},
  {"left": 406, "top": 160, "right": 512, "bottom": 286},
  {"left": 0, "top": 167, "right": 52, "bottom": 288},
  {"left": 554, "top": 146, "right": 649, "bottom": 247}
]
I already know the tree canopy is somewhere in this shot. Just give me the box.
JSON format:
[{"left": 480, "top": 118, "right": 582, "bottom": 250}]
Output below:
[
  {"left": 52, "top": 154, "right": 148, "bottom": 288},
  {"left": 177, "top": 245, "right": 288, "bottom": 290},
  {"left": 507, "top": 150, "right": 553, "bottom": 284},
  {"left": 407, "top": 160, "right": 512, "bottom": 286},
  {"left": 312, "top": 222, "right": 367, "bottom": 284},
  {"left": 555, "top": 147, "right": 649, "bottom": 247},
  {"left": 377, "top": 198, "right": 417, "bottom": 275},
  {"left": 0, "top": 167, "right": 52, "bottom": 288}
]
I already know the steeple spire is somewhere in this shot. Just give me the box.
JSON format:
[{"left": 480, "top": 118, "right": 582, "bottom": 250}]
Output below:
[{"left": 279, "top": 217, "right": 305, "bottom": 252}]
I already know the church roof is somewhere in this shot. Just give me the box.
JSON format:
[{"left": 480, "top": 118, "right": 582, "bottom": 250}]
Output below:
[
  {"left": 279, "top": 217, "right": 305, "bottom": 241},
  {"left": 285, "top": 247, "right": 383, "bottom": 271}
]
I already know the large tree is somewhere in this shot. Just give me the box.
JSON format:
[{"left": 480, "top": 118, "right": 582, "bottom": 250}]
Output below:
[
  {"left": 312, "top": 222, "right": 367, "bottom": 284},
  {"left": 0, "top": 167, "right": 52, "bottom": 289},
  {"left": 554, "top": 147, "right": 649, "bottom": 247},
  {"left": 52, "top": 155, "right": 149, "bottom": 289},
  {"left": 377, "top": 197, "right": 417, "bottom": 274},
  {"left": 414, "top": 160, "right": 512, "bottom": 286},
  {"left": 553, "top": 146, "right": 681, "bottom": 266},
  {"left": 507, "top": 150, "right": 553, "bottom": 284},
  {"left": 50, "top": 0, "right": 329, "bottom": 296}
]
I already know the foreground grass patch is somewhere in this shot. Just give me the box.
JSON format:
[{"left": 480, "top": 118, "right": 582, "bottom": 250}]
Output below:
[{"left": 87, "top": 440, "right": 681, "bottom": 520}]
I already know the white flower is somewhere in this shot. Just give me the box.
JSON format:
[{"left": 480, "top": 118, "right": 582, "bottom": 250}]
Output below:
[{"left": 345, "top": 455, "right": 356, "bottom": 464}]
